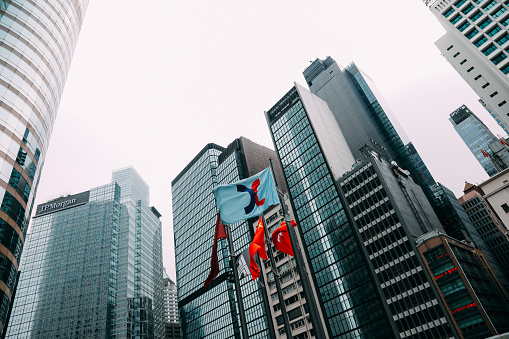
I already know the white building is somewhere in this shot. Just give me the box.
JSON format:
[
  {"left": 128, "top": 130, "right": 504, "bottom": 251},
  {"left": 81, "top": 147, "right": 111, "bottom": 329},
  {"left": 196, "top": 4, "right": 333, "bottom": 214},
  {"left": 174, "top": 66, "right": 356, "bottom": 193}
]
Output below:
[
  {"left": 479, "top": 167, "right": 509, "bottom": 230},
  {"left": 426, "top": 0, "right": 509, "bottom": 134},
  {"left": 163, "top": 269, "right": 179, "bottom": 325}
]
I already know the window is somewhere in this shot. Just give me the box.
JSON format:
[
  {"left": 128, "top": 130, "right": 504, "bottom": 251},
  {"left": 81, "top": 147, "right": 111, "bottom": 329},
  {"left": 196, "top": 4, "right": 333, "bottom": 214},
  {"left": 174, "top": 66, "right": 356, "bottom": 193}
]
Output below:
[
  {"left": 466, "top": 28, "right": 480, "bottom": 39},
  {"left": 502, "top": 203, "right": 509, "bottom": 213},
  {"left": 482, "top": 0, "right": 497, "bottom": 11},
  {"left": 467, "top": 66, "right": 475, "bottom": 72},
  {"left": 499, "top": 100, "right": 507, "bottom": 107},
  {"left": 483, "top": 44, "right": 497, "bottom": 56},
  {"left": 447, "top": 45, "right": 454, "bottom": 51},
  {"left": 492, "top": 53, "right": 507, "bottom": 65},
  {"left": 487, "top": 25, "right": 502, "bottom": 37},
  {"left": 474, "top": 36, "right": 488, "bottom": 47},
  {"left": 492, "top": 6, "right": 507, "bottom": 18},
  {"left": 496, "top": 33, "right": 509, "bottom": 46},
  {"left": 451, "top": 14, "right": 463, "bottom": 24},
  {"left": 453, "top": 52, "right": 461, "bottom": 57},
  {"left": 462, "top": 4, "right": 475, "bottom": 14},
  {"left": 455, "top": 0, "right": 467, "bottom": 7},
  {"left": 478, "top": 18, "right": 492, "bottom": 29},
  {"left": 501, "top": 64, "right": 509, "bottom": 74},
  {"left": 474, "top": 0, "right": 484, "bottom": 3},
  {"left": 474, "top": 74, "right": 482, "bottom": 80},
  {"left": 500, "top": 15, "right": 509, "bottom": 26},
  {"left": 460, "top": 59, "right": 467, "bottom": 65},
  {"left": 470, "top": 10, "right": 483, "bottom": 21},
  {"left": 444, "top": 7, "right": 455, "bottom": 18},
  {"left": 490, "top": 91, "right": 498, "bottom": 97},
  {"left": 482, "top": 82, "right": 490, "bottom": 88},
  {"left": 458, "top": 21, "right": 471, "bottom": 31}
]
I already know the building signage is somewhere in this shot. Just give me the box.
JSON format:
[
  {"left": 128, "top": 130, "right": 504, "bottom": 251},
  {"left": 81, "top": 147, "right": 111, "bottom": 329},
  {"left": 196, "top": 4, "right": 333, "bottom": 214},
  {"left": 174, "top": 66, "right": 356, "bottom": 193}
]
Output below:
[
  {"left": 452, "top": 302, "right": 476, "bottom": 314},
  {"left": 435, "top": 267, "right": 457, "bottom": 280},
  {"left": 35, "top": 191, "right": 90, "bottom": 217}
]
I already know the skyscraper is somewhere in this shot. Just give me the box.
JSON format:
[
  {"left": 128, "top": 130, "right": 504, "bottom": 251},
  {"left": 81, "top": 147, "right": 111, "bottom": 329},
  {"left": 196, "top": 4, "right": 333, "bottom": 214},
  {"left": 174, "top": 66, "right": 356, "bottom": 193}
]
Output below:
[
  {"left": 0, "top": 1, "right": 89, "bottom": 333},
  {"left": 426, "top": 0, "right": 509, "bottom": 134},
  {"left": 5, "top": 167, "right": 164, "bottom": 338},
  {"left": 172, "top": 138, "right": 278, "bottom": 338},
  {"left": 450, "top": 104, "right": 509, "bottom": 176},
  {"left": 163, "top": 269, "right": 179, "bottom": 339},
  {"left": 266, "top": 84, "right": 459, "bottom": 338}
]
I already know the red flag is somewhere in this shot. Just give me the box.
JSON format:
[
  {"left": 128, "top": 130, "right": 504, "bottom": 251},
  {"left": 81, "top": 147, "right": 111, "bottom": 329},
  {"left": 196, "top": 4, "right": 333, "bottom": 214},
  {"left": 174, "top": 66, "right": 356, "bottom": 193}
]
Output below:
[
  {"left": 249, "top": 217, "right": 268, "bottom": 280},
  {"left": 204, "top": 213, "right": 227, "bottom": 287},
  {"left": 501, "top": 138, "right": 509, "bottom": 146},
  {"left": 271, "top": 220, "right": 297, "bottom": 257},
  {"left": 481, "top": 149, "right": 489, "bottom": 157}
]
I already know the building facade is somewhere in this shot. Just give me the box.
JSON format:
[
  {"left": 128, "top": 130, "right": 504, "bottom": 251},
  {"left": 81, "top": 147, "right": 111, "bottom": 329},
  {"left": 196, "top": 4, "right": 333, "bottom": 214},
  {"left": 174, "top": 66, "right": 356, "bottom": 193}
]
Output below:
[
  {"left": 0, "top": 0, "right": 89, "bottom": 333},
  {"left": 5, "top": 167, "right": 164, "bottom": 338},
  {"left": 172, "top": 139, "right": 276, "bottom": 339},
  {"left": 426, "top": 0, "right": 509, "bottom": 134},
  {"left": 266, "top": 84, "right": 461, "bottom": 338},
  {"left": 450, "top": 105, "right": 509, "bottom": 176},
  {"left": 163, "top": 269, "right": 179, "bottom": 339},
  {"left": 459, "top": 182, "right": 509, "bottom": 282},
  {"left": 417, "top": 230, "right": 509, "bottom": 338}
]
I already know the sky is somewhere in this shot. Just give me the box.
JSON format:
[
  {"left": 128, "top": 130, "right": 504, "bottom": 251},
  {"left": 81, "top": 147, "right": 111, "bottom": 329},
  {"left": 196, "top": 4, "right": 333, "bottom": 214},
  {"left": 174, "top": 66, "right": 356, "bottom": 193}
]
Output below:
[{"left": 32, "top": 0, "right": 507, "bottom": 281}]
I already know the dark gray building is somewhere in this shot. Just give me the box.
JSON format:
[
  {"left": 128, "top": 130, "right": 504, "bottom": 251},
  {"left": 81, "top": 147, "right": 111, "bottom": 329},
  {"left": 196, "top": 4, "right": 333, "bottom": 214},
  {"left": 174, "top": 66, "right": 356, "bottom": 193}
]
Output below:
[{"left": 5, "top": 168, "right": 164, "bottom": 338}]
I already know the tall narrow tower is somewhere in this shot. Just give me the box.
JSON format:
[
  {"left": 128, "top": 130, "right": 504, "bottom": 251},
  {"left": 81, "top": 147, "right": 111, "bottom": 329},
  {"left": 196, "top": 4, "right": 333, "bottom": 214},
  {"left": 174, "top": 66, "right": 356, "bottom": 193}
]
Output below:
[
  {"left": 0, "top": 1, "right": 89, "bottom": 334},
  {"left": 426, "top": 0, "right": 509, "bottom": 134}
]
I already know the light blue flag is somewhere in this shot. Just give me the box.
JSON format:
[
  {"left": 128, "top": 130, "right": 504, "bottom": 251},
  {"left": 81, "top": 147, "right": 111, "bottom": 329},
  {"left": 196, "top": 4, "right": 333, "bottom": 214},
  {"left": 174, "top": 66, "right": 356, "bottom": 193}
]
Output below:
[{"left": 213, "top": 167, "right": 280, "bottom": 224}]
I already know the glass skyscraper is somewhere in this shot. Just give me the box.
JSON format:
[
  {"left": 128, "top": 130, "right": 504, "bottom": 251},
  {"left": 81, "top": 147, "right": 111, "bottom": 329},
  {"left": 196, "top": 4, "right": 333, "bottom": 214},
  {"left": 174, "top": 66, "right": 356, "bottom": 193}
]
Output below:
[
  {"left": 0, "top": 1, "right": 89, "bottom": 333},
  {"left": 172, "top": 138, "right": 283, "bottom": 339},
  {"left": 450, "top": 104, "right": 507, "bottom": 176},
  {"left": 5, "top": 167, "right": 164, "bottom": 338}
]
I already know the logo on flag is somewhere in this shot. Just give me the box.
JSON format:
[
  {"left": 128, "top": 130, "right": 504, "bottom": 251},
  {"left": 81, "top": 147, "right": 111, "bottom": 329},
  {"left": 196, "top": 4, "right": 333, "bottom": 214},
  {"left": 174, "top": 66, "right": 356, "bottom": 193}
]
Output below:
[{"left": 213, "top": 167, "right": 279, "bottom": 224}]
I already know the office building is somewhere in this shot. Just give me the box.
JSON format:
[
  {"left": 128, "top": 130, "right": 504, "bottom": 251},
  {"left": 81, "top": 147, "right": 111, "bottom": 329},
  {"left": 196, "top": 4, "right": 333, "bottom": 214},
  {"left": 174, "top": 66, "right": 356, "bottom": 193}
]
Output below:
[
  {"left": 266, "top": 84, "right": 459, "bottom": 338},
  {"left": 417, "top": 230, "right": 509, "bottom": 338},
  {"left": 450, "top": 105, "right": 509, "bottom": 176},
  {"left": 479, "top": 167, "right": 509, "bottom": 228},
  {"left": 0, "top": 0, "right": 89, "bottom": 334},
  {"left": 426, "top": 0, "right": 509, "bottom": 134},
  {"left": 406, "top": 142, "right": 437, "bottom": 190},
  {"left": 172, "top": 137, "right": 286, "bottom": 338},
  {"left": 256, "top": 195, "right": 325, "bottom": 339},
  {"left": 163, "top": 269, "right": 179, "bottom": 339},
  {"left": 5, "top": 167, "right": 164, "bottom": 338},
  {"left": 459, "top": 182, "right": 509, "bottom": 282}
]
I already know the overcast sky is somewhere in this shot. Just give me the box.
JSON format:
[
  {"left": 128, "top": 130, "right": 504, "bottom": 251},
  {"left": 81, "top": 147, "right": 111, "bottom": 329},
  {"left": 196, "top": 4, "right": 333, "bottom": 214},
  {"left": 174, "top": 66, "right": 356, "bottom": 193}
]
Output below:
[{"left": 32, "top": 0, "right": 507, "bottom": 281}]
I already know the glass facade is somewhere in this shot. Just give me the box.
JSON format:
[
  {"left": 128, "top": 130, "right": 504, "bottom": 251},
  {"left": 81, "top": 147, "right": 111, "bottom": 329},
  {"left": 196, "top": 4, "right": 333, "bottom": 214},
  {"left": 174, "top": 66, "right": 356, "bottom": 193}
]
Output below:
[
  {"left": 172, "top": 142, "right": 272, "bottom": 339},
  {"left": 0, "top": 0, "right": 88, "bottom": 333},
  {"left": 267, "top": 87, "right": 394, "bottom": 339},
  {"left": 450, "top": 105, "right": 506, "bottom": 176},
  {"left": 4, "top": 167, "right": 164, "bottom": 338}
]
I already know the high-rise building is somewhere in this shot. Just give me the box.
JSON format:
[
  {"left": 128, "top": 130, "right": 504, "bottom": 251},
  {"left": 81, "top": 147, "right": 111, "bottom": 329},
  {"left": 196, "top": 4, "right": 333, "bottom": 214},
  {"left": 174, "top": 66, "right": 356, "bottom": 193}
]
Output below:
[
  {"left": 266, "top": 84, "right": 460, "bottom": 338},
  {"left": 0, "top": 1, "right": 89, "bottom": 334},
  {"left": 172, "top": 138, "right": 282, "bottom": 338},
  {"left": 417, "top": 229, "right": 509, "bottom": 338},
  {"left": 4, "top": 167, "right": 164, "bottom": 338},
  {"left": 405, "top": 142, "right": 437, "bottom": 190},
  {"left": 425, "top": 0, "right": 509, "bottom": 134},
  {"left": 459, "top": 182, "right": 509, "bottom": 282},
  {"left": 479, "top": 167, "right": 509, "bottom": 228},
  {"left": 163, "top": 269, "right": 179, "bottom": 339},
  {"left": 450, "top": 104, "right": 509, "bottom": 176}
]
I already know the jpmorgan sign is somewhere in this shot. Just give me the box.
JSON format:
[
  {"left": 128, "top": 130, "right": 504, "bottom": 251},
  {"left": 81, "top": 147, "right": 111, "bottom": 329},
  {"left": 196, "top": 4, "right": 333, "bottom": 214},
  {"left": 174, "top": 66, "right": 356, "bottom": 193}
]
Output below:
[{"left": 35, "top": 191, "right": 90, "bottom": 217}]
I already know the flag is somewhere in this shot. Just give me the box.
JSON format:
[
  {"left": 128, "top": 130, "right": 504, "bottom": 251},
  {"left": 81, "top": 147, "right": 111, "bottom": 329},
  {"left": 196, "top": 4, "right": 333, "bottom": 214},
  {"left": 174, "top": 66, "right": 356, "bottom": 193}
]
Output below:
[
  {"left": 501, "top": 138, "right": 509, "bottom": 146},
  {"left": 249, "top": 217, "right": 268, "bottom": 280},
  {"left": 481, "top": 149, "right": 489, "bottom": 157},
  {"left": 213, "top": 167, "right": 279, "bottom": 224},
  {"left": 235, "top": 248, "right": 251, "bottom": 280},
  {"left": 272, "top": 220, "right": 297, "bottom": 257},
  {"left": 204, "top": 213, "right": 227, "bottom": 287}
]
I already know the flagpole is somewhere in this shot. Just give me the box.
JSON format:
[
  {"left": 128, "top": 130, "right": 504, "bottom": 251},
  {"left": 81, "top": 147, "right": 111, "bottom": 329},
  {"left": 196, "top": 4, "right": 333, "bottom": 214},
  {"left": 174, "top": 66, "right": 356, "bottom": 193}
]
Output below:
[
  {"left": 261, "top": 214, "right": 294, "bottom": 339},
  {"left": 225, "top": 224, "right": 250, "bottom": 339},
  {"left": 268, "top": 159, "right": 328, "bottom": 339}
]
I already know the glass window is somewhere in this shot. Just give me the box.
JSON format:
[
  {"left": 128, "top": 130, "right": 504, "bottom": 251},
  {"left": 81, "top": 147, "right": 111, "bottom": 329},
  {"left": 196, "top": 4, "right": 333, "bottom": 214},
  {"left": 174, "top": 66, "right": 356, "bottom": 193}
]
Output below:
[
  {"left": 492, "top": 6, "right": 507, "bottom": 18},
  {"left": 454, "top": 0, "right": 467, "bottom": 8},
  {"left": 458, "top": 21, "right": 471, "bottom": 31},
  {"left": 483, "top": 44, "right": 497, "bottom": 55},
  {"left": 500, "top": 15, "right": 509, "bottom": 26},
  {"left": 487, "top": 25, "right": 502, "bottom": 37},
  {"left": 501, "top": 63, "right": 509, "bottom": 74},
  {"left": 451, "top": 14, "right": 463, "bottom": 24},
  {"left": 470, "top": 10, "right": 483, "bottom": 21},
  {"left": 474, "top": 36, "right": 488, "bottom": 47},
  {"left": 466, "top": 28, "right": 480, "bottom": 39},
  {"left": 482, "top": 0, "right": 497, "bottom": 11},
  {"left": 496, "top": 33, "right": 509, "bottom": 46},
  {"left": 444, "top": 7, "right": 455, "bottom": 18},
  {"left": 462, "top": 4, "right": 475, "bottom": 14},
  {"left": 478, "top": 17, "right": 492, "bottom": 29},
  {"left": 492, "top": 53, "right": 507, "bottom": 65}
]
